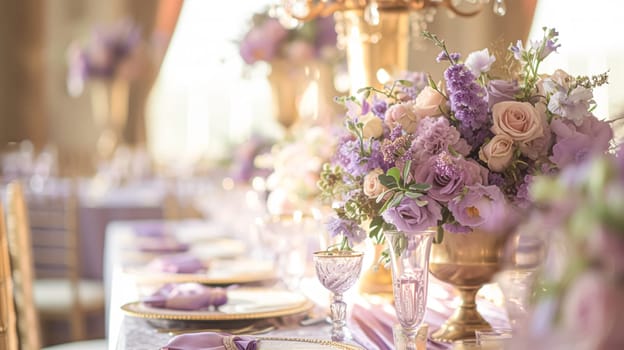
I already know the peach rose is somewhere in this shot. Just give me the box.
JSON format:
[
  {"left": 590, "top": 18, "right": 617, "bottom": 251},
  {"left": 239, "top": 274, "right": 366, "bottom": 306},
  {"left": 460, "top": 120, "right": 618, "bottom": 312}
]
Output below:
[
  {"left": 479, "top": 134, "right": 515, "bottom": 172},
  {"left": 491, "top": 101, "right": 544, "bottom": 143},
  {"left": 384, "top": 102, "right": 420, "bottom": 133},
  {"left": 413, "top": 86, "right": 445, "bottom": 119},
  {"left": 360, "top": 113, "right": 384, "bottom": 139},
  {"left": 363, "top": 168, "right": 386, "bottom": 198}
]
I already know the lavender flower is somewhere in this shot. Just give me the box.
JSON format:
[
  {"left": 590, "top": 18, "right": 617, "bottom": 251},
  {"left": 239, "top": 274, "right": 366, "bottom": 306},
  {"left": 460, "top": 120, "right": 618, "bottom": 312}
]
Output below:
[
  {"left": 464, "top": 48, "right": 496, "bottom": 76},
  {"left": 444, "top": 64, "right": 490, "bottom": 148},
  {"left": 371, "top": 95, "right": 388, "bottom": 119},
  {"left": 333, "top": 136, "right": 386, "bottom": 177},
  {"left": 487, "top": 80, "right": 520, "bottom": 109},
  {"left": 549, "top": 116, "right": 613, "bottom": 168},
  {"left": 448, "top": 184, "right": 507, "bottom": 230},
  {"left": 382, "top": 196, "right": 442, "bottom": 234},
  {"left": 326, "top": 217, "right": 366, "bottom": 246},
  {"left": 436, "top": 51, "right": 461, "bottom": 63}
]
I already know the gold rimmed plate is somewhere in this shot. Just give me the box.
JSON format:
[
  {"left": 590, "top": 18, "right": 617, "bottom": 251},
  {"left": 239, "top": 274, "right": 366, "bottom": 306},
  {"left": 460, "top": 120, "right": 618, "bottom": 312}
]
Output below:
[
  {"left": 256, "top": 337, "right": 364, "bottom": 349},
  {"left": 121, "top": 288, "right": 314, "bottom": 321},
  {"left": 123, "top": 258, "right": 277, "bottom": 285}
]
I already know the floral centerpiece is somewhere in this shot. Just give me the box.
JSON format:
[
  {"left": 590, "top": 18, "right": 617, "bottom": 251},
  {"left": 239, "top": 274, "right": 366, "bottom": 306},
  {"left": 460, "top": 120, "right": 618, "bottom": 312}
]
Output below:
[
  {"left": 66, "top": 19, "right": 142, "bottom": 96},
  {"left": 318, "top": 27, "right": 614, "bottom": 250},
  {"left": 239, "top": 11, "right": 338, "bottom": 66},
  {"left": 256, "top": 126, "right": 338, "bottom": 216},
  {"left": 510, "top": 148, "right": 624, "bottom": 349}
]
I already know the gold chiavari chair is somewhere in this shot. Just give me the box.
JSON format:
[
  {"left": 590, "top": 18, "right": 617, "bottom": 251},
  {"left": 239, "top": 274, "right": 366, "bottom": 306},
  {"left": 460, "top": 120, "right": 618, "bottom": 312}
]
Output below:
[
  {"left": 0, "top": 201, "right": 19, "bottom": 350},
  {"left": 5, "top": 181, "right": 106, "bottom": 349}
]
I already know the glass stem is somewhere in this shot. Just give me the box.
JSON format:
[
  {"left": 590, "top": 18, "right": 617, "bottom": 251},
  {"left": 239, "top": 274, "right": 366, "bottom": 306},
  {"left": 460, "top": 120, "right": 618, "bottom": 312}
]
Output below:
[{"left": 330, "top": 292, "right": 347, "bottom": 341}]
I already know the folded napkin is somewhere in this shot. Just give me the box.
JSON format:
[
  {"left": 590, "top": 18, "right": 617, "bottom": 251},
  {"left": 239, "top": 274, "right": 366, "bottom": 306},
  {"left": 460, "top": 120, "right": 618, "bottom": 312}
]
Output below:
[
  {"left": 133, "top": 222, "right": 168, "bottom": 237},
  {"left": 143, "top": 283, "right": 227, "bottom": 311},
  {"left": 162, "top": 332, "right": 257, "bottom": 350},
  {"left": 138, "top": 237, "right": 190, "bottom": 253},
  {"left": 147, "top": 254, "right": 206, "bottom": 274}
]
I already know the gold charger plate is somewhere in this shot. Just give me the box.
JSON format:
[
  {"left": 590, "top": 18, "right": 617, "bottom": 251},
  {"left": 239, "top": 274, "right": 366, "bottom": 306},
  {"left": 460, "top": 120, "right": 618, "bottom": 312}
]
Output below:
[
  {"left": 121, "top": 288, "right": 314, "bottom": 321},
  {"left": 124, "top": 258, "right": 277, "bottom": 285},
  {"left": 257, "top": 337, "right": 363, "bottom": 349}
]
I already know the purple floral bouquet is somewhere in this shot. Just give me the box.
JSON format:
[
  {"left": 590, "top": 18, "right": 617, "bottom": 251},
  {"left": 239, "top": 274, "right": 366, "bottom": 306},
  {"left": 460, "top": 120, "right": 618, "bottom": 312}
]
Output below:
[
  {"left": 318, "top": 27, "right": 614, "bottom": 249},
  {"left": 510, "top": 148, "right": 624, "bottom": 349},
  {"left": 66, "top": 19, "right": 142, "bottom": 96},
  {"left": 239, "top": 11, "right": 338, "bottom": 65}
]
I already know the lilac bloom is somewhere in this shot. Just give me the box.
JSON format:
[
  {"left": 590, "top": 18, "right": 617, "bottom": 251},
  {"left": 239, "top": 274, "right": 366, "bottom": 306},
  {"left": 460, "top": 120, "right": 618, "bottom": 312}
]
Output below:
[
  {"left": 408, "top": 117, "right": 471, "bottom": 162},
  {"left": 509, "top": 40, "right": 525, "bottom": 60},
  {"left": 412, "top": 152, "right": 488, "bottom": 202},
  {"left": 436, "top": 51, "right": 461, "bottom": 63},
  {"left": 382, "top": 196, "right": 442, "bottom": 234},
  {"left": 326, "top": 217, "right": 366, "bottom": 246},
  {"left": 371, "top": 96, "right": 388, "bottom": 119}
]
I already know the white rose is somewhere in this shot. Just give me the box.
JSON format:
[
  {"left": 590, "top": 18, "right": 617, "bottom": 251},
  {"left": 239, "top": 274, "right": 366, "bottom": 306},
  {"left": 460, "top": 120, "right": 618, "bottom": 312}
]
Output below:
[
  {"left": 363, "top": 168, "right": 386, "bottom": 198},
  {"left": 360, "top": 113, "right": 384, "bottom": 138}
]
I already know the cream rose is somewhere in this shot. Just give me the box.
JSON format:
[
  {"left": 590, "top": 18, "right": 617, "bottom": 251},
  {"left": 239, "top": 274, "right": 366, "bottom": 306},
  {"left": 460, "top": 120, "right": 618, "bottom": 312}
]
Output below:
[
  {"left": 363, "top": 168, "right": 386, "bottom": 198},
  {"left": 479, "top": 134, "right": 515, "bottom": 172},
  {"left": 491, "top": 101, "right": 544, "bottom": 143},
  {"left": 360, "top": 113, "right": 384, "bottom": 138},
  {"left": 384, "top": 102, "right": 420, "bottom": 133},
  {"left": 413, "top": 86, "right": 445, "bottom": 119}
]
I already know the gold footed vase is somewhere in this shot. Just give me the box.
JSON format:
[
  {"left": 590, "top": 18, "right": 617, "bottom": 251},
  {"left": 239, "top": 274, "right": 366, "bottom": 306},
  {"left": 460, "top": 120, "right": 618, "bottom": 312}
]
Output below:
[
  {"left": 358, "top": 243, "right": 393, "bottom": 299},
  {"left": 428, "top": 229, "right": 509, "bottom": 342}
]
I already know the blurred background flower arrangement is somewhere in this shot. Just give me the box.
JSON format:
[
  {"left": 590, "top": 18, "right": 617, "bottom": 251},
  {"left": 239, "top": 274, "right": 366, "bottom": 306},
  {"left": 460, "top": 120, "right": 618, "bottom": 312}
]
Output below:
[
  {"left": 510, "top": 148, "right": 624, "bottom": 349},
  {"left": 66, "top": 19, "right": 144, "bottom": 97},
  {"left": 318, "top": 27, "right": 615, "bottom": 250},
  {"left": 238, "top": 9, "right": 339, "bottom": 66}
]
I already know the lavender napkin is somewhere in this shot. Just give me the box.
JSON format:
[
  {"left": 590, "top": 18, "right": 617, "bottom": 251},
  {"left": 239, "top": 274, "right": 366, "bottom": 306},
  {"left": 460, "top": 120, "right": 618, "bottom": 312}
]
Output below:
[
  {"left": 133, "top": 222, "right": 168, "bottom": 237},
  {"left": 161, "top": 332, "right": 257, "bottom": 350},
  {"left": 143, "top": 283, "right": 227, "bottom": 311},
  {"left": 147, "top": 254, "right": 206, "bottom": 274},
  {"left": 138, "top": 237, "right": 190, "bottom": 253}
]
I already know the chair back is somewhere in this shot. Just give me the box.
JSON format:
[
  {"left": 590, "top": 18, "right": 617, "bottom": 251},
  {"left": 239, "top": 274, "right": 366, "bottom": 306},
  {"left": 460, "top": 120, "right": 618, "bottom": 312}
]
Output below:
[
  {"left": 5, "top": 181, "right": 42, "bottom": 350},
  {"left": 0, "top": 201, "right": 19, "bottom": 350}
]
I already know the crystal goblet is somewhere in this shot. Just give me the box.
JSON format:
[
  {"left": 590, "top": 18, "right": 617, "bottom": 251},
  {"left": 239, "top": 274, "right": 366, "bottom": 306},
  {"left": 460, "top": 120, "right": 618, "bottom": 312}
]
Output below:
[
  {"left": 385, "top": 230, "right": 435, "bottom": 350},
  {"left": 313, "top": 250, "right": 364, "bottom": 342}
]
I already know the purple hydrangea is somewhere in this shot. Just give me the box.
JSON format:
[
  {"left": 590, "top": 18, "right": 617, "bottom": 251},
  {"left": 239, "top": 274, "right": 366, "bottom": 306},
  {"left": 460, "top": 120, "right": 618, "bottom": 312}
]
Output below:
[
  {"left": 382, "top": 196, "right": 442, "bottom": 234},
  {"left": 549, "top": 116, "right": 613, "bottom": 168},
  {"left": 444, "top": 64, "right": 491, "bottom": 148},
  {"left": 326, "top": 217, "right": 366, "bottom": 246}
]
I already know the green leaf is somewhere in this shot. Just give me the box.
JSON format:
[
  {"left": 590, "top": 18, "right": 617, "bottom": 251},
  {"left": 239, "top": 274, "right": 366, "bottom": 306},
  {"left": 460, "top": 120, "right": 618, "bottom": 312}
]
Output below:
[
  {"left": 376, "top": 189, "right": 394, "bottom": 203},
  {"left": 387, "top": 167, "right": 401, "bottom": 183},
  {"left": 388, "top": 192, "right": 404, "bottom": 209},
  {"left": 405, "top": 192, "right": 424, "bottom": 199},
  {"left": 409, "top": 183, "right": 431, "bottom": 192},
  {"left": 379, "top": 174, "right": 398, "bottom": 189},
  {"left": 434, "top": 225, "right": 444, "bottom": 244},
  {"left": 402, "top": 160, "right": 412, "bottom": 184},
  {"left": 414, "top": 198, "right": 429, "bottom": 207},
  {"left": 396, "top": 79, "right": 413, "bottom": 87},
  {"left": 357, "top": 87, "right": 370, "bottom": 94}
]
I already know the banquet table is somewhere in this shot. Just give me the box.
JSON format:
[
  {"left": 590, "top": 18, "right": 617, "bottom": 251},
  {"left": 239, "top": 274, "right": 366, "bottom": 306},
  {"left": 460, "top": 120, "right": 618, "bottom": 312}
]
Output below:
[{"left": 104, "top": 219, "right": 511, "bottom": 350}]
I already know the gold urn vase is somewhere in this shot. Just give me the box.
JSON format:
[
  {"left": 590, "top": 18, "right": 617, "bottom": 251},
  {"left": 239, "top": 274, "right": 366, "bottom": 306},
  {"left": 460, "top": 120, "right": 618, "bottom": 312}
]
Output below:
[{"left": 428, "top": 229, "right": 509, "bottom": 342}]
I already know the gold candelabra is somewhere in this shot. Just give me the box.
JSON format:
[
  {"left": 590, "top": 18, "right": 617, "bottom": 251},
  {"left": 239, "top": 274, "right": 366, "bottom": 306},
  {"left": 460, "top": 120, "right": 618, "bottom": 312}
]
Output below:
[{"left": 279, "top": 0, "right": 507, "bottom": 93}]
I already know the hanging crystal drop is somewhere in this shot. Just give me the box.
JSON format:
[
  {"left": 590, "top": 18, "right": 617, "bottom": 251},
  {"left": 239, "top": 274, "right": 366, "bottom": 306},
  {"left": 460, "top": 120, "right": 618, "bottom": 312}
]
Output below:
[
  {"left": 493, "top": 0, "right": 507, "bottom": 16},
  {"left": 364, "top": 0, "right": 380, "bottom": 26}
]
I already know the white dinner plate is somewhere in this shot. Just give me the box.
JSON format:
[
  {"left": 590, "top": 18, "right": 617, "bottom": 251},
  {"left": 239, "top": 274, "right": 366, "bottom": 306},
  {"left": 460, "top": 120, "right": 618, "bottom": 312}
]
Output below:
[
  {"left": 121, "top": 288, "right": 314, "bottom": 321},
  {"left": 123, "top": 258, "right": 276, "bottom": 285}
]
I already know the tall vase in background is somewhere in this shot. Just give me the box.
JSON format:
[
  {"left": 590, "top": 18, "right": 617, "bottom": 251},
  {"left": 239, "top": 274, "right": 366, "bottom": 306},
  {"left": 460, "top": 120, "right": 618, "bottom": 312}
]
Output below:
[
  {"left": 428, "top": 229, "right": 509, "bottom": 342},
  {"left": 90, "top": 78, "right": 130, "bottom": 159},
  {"left": 385, "top": 230, "right": 434, "bottom": 350},
  {"left": 267, "top": 59, "right": 307, "bottom": 133}
]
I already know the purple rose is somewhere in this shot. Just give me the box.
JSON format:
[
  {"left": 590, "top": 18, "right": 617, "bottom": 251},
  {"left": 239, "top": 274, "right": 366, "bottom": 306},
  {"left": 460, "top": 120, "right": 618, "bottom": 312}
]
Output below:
[
  {"left": 487, "top": 80, "right": 520, "bottom": 109},
  {"left": 382, "top": 196, "right": 441, "bottom": 234},
  {"left": 549, "top": 116, "right": 613, "bottom": 168},
  {"left": 412, "top": 152, "right": 488, "bottom": 202},
  {"left": 448, "top": 184, "right": 506, "bottom": 230}
]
